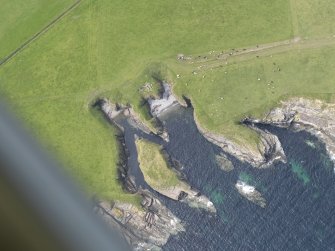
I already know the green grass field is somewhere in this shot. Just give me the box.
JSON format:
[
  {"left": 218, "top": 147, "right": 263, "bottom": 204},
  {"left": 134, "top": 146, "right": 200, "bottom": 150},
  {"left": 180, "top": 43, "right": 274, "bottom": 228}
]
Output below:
[
  {"left": 0, "top": 0, "right": 73, "bottom": 60},
  {"left": 294, "top": 0, "right": 335, "bottom": 38},
  {"left": 0, "top": 0, "right": 335, "bottom": 203}
]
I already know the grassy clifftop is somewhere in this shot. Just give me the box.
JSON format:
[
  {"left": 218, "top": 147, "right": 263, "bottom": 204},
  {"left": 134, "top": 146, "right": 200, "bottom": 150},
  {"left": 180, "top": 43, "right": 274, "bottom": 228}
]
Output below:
[{"left": 135, "top": 138, "right": 183, "bottom": 191}]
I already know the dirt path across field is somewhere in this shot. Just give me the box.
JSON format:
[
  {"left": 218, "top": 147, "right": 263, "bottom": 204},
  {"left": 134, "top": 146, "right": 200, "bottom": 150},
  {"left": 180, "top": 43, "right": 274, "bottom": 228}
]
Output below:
[{"left": 180, "top": 35, "right": 335, "bottom": 73}]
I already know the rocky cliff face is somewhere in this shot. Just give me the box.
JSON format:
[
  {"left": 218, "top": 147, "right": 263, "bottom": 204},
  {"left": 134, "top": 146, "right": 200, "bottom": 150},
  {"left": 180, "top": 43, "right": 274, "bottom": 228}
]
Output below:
[
  {"left": 245, "top": 98, "right": 335, "bottom": 166},
  {"left": 195, "top": 119, "right": 287, "bottom": 168}
]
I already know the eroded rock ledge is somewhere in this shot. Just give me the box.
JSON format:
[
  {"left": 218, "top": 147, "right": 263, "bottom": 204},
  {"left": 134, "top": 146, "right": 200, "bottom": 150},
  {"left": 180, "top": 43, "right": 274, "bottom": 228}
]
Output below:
[
  {"left": 243, "top": 98, "right": 335, "bottom": 166},
  {"left": 196, "top": 120, "right": 286, "bottom": 168},
  {"left": 95, "top": 190, "right": 184, "bottom": 251}
]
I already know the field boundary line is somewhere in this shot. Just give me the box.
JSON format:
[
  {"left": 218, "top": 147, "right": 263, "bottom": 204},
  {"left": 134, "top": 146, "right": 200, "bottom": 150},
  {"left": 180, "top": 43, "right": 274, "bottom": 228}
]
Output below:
[{"left": 0, "top": 0, "right": 82, "bottom": 67}]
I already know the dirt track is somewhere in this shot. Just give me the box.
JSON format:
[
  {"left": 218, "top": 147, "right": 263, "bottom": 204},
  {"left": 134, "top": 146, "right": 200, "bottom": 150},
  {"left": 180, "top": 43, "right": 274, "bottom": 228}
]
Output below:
[{"left": 179, "top": 35, "right": 335, "bottom": 73}]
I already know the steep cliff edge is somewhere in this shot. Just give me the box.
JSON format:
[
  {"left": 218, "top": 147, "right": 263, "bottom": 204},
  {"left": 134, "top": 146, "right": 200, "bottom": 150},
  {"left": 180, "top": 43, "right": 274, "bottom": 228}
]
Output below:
[
  {"left": 243, "top": 98, "right": 335, "bottom": 165},
  {"left": 147, "top": 83, "right": 287, "bottom": 168}
]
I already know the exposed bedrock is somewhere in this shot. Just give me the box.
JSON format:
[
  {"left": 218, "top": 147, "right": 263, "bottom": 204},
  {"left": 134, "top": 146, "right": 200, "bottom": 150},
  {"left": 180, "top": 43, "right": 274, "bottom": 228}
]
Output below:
[
  {"left": 243, "top": 98, "right": 335, "bottom": 166},
  {"left": 147, "top": 82, "right": 180, "bottom": 117},
  {"left": 248, "top": 125, "right": 287, "bottom": 168},
  {"left": 94, "top": 190, "right": 184, "bottom": 251},
  {"left": 151, "top": 184, "right": 216, "bottom": 213},
  {"left": 235, "top": 181, "right": 266, "bottom": 208},
  {"left": 198, "top": 122, "right": 287, "bottom": 168}
]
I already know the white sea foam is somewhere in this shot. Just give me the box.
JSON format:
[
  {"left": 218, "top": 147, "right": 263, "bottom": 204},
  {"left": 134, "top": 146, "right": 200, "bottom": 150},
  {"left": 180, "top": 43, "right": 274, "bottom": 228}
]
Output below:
[{"left": 236, "top": 180, "right": 255, "bottom": 194}]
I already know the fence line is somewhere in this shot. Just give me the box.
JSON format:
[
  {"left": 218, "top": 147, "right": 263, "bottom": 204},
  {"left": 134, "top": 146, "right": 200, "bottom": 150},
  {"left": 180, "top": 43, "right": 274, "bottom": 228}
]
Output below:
[{"left": 0, "top": 0, "right": 82, "bottom": 67}]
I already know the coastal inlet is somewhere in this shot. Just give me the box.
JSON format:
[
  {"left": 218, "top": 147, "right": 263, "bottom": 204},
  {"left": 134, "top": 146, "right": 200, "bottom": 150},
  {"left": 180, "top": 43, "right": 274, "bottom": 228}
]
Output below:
[{"left": 94, "top": 83, "right": 335, "bottom": 250}]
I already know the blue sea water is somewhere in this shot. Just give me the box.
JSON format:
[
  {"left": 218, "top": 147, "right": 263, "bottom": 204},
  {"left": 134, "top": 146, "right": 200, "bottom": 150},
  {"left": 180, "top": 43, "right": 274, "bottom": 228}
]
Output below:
[{"left": 117, "top": 106, "right": 335, "bottom": 250}]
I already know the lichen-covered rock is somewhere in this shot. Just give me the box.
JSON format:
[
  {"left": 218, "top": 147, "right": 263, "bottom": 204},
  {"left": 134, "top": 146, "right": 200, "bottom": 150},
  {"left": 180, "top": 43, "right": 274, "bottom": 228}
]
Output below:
[{"left": 182, "top": 193, "right": 216, "bottom": 213}]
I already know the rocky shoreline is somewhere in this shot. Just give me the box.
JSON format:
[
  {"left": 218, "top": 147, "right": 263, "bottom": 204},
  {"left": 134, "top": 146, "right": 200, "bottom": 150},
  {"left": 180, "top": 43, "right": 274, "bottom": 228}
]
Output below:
[
  {"left": 98, "top": 97, "right": 216, "bottom": 212},
  {"left": 94, "top": 190, "right": 184, "bottom": 251},
  {"left": 94, "top": 97, "right": 216, "bottom": 250},
  {"left": 182, "top": 96, "right": 287, "bottom": 168},
  {"left": 95, "top": 99, "right": 183, "bottom": 250},
  {"left": 94, "top": 87, "right": 335, "bottom": 250},
  {"left": 243, "top": 98, "right": 335, "bottom": 166},
  {"left": 148, "top": 82, "right": 334, "bottom": 171},
  {"left": 147, "top": 86, "right": 286, "bottom": 168}
]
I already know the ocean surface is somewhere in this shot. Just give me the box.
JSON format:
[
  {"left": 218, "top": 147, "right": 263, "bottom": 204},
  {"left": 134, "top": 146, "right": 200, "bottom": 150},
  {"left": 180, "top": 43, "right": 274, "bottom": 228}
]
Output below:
[{"left": 117, "top": 105, "right": 335, "bottom": 251}]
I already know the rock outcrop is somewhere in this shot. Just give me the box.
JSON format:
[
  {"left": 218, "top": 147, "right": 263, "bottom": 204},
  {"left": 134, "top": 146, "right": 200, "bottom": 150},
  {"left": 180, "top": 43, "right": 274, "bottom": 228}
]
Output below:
[
  {"left": 215, "top": 153, "right": 234, "bottom": 172},
  {"left": 247, "top": 125, "right": 287, "bottom": 168},
  {"left": 148, "top": 82, "right": 179, "bottom": 117},
  {"left": 153, "top": 185, "right": 216, "bottom": 213},
  {"left": 244, "top": 98, "right": 335, "bottom": 166},
  {"left": 99, "top": 98, "right": 124, "bottom": 119},
  {"left": 235, "top": 181, "right": 266, "bottom": 208},
  {"left": 95, "top": 190, "right": 184, "bottom": 251},
  {"left": 136, "top": 138, "right": 216, "bottom": 213}
]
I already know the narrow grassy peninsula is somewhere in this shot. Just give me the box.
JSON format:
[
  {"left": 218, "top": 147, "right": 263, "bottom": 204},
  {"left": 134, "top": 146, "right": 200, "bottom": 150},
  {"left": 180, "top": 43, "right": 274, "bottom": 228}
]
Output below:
[{"left": 135, "top": 138, "right": 185, "bottom": 193}]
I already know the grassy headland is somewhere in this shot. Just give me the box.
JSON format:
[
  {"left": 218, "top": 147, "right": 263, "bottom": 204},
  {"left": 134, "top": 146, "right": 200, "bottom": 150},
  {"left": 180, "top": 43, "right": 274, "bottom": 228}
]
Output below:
[{"left": 0, "top": 0, "right": 334, "bottom": 203}]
